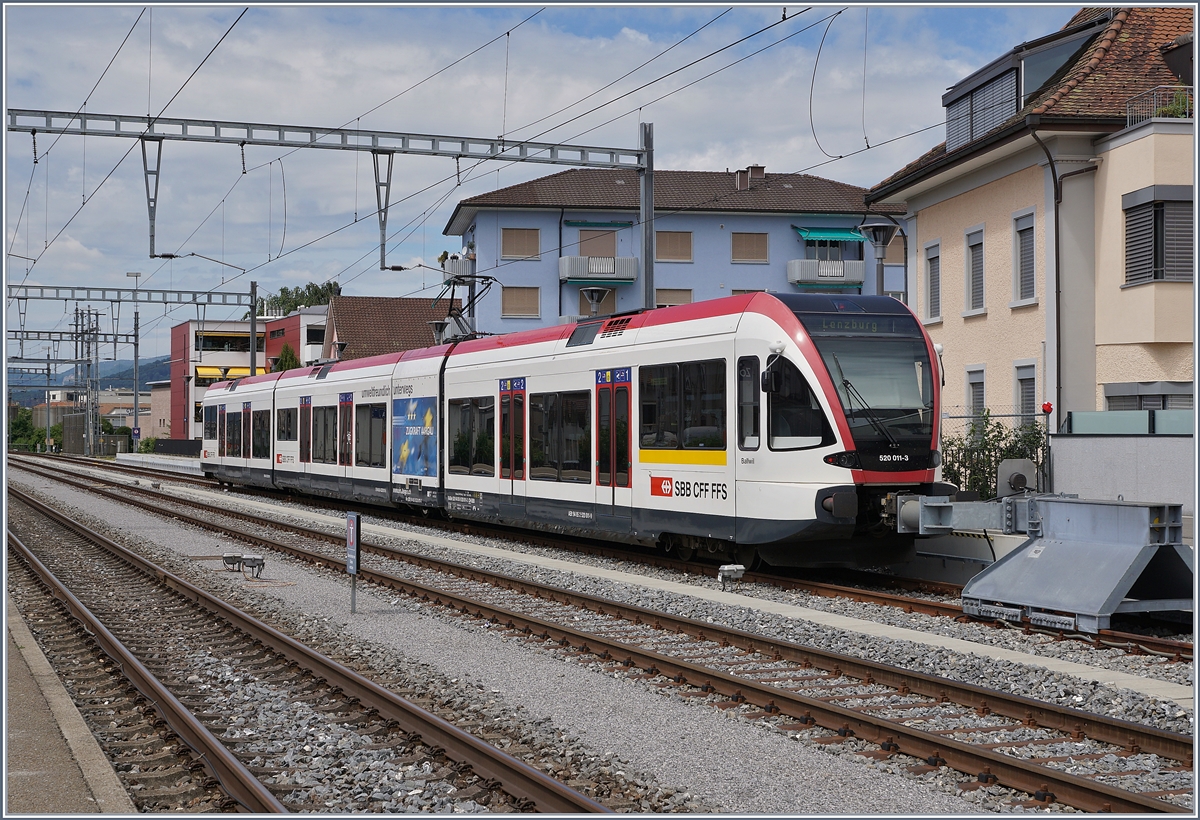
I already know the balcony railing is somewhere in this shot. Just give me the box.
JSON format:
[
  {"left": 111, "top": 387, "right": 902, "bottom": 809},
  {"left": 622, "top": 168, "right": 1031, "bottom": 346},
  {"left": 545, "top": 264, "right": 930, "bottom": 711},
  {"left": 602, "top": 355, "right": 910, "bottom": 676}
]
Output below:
[
  {"left": 443, "top": 256, "right": 474, "bottom": 277},
  {"left": 1065, "top": 409, "right": 1193, "bottom": 435},
  {"left": 558, "top": 255, "right": 639, "bottom": 282},
  {"left": 1126, "top": 85, "right": 1193, "bottom": 128},
  {"left": 786, "top": 258, "right": 865, "bottom": 286}
]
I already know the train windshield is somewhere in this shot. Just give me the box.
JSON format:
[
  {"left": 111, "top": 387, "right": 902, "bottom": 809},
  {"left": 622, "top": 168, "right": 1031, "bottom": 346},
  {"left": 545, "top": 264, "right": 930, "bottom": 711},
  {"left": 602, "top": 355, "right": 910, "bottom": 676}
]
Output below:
[{"left": 795, "top": 312, "right": 934, "bottom": 447}]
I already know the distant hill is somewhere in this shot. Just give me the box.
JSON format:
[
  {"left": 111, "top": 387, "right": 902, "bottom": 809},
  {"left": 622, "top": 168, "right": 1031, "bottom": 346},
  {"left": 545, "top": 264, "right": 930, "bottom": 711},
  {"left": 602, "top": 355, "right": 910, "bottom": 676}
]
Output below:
[
  {"left": 99, "top": 357, "right": 172, "bottom": 390},
  {"left": 8, "top": 355, "right": 170, "bottom": 407}
]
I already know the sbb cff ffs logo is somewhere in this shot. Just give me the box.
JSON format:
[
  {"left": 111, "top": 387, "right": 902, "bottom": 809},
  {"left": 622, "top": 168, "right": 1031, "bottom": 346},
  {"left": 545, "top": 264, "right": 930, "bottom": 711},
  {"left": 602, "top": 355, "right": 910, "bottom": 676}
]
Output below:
[{"left": 650, "top": 476, "right": 729, "bottom": 500}]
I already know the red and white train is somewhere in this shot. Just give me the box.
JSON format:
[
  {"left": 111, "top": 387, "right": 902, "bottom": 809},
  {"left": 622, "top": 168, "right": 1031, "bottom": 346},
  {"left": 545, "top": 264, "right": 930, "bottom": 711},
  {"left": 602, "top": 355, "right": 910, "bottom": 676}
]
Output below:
[{"left": 201, "top": 292, "right": 951, "bottom": 567}]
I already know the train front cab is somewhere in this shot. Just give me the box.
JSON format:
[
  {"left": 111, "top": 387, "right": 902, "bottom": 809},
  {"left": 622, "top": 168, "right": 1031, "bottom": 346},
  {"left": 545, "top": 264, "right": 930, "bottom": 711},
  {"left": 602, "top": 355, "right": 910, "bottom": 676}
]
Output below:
[
  {"left": 200, "top": 373, "right": 280, "bottom": 488},
  {"left": 739, "top": 293, "right": 947, "bottom": 567}
]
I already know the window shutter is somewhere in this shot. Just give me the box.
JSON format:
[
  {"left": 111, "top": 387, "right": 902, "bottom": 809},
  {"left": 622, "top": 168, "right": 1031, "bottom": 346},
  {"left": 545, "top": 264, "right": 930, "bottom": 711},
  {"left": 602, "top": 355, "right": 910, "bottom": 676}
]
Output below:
[
  {"left": 731, "top": 232, "right": 769, "bottom": 262},
  {"left": 1124, "top": 202, "right": 1155, "bottom": 284},
  {"left": 1163, "top": 200, "right": 1194, "bottom": 282},
  {"left": 1015, "top": 215, "right": 1035, "bottom": 300},
  {"left": 970, "top": 381, "right": 985, "bottom": 413},
  {"left": 968, "top": 232, "right": 984, "bottom": 310},
  {"left": 1166, "top": 393, "right": 1193, "bottom": 410},
  {"left": 927, "top": 252, "right": 941, "bottom": 318},
  {"left": 501, "top": 286, "right": 540, "bottom": 317},
  {"left": 501, "top": 228, "right": 540, "bottom": 259},
  {"left": 578, "top": 229, "right": 616, "bottom": 258},
  {"left": 1107, "top": 395, "right": 1138, "bottom": 411},
  {"left": 656, "top": 231, "right": 693, "bottom": 261},
  {"left": 655, "top": 289, "right": 692, "bottom": 307}
]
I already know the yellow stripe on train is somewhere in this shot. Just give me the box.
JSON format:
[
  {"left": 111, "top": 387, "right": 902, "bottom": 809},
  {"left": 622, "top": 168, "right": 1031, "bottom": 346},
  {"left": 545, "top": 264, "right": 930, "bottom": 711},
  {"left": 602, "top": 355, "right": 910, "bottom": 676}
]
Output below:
[{"left": 638, "top": 448, "right": 727, "bottom": 466}]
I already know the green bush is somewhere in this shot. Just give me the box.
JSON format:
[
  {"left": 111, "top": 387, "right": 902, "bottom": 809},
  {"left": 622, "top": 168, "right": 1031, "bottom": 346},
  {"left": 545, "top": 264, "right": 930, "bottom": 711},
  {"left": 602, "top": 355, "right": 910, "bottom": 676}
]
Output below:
[
  {"left": 941, "top": 410, "right": 1047, "bottom": 499},
  {"left": 1154, "top": 89, "right": 1193, "bottom": 119},
  {"left": 137, "top": 437, "right": 157, "bottom": 454}
]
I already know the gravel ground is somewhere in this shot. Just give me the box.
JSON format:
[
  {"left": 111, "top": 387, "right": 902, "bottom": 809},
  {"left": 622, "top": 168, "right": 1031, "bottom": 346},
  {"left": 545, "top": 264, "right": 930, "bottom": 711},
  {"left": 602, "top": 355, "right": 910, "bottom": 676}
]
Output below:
[
  {"left": 149, "top": 476, "right": 1192, "bottom": 732},
  {"left": 12, "top": 464, "right": 1196, "bottom": 812},
  {"left": 11, "top": 471, "right": 1000, "bottom": 814}
]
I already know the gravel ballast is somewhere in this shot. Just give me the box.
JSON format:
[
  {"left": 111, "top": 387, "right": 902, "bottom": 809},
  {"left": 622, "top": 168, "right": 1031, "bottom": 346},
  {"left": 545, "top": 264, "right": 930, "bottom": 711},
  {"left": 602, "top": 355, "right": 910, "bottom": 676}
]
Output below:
[{"left": 12, "top": 464, "right": 1195, "bottom": 812}]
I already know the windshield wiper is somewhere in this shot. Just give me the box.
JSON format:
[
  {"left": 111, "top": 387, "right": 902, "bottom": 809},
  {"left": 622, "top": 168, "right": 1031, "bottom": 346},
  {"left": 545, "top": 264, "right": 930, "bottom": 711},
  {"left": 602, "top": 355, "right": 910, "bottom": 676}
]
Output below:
[{"left": 831, "top": 353, "right": 899, "bottom": 447}]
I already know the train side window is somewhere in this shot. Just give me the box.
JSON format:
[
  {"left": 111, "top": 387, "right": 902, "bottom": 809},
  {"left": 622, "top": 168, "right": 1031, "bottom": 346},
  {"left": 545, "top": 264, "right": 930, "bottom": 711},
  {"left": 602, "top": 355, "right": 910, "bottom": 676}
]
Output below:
[
  {"left": 767, "top": 359, "right": 834, "bottom": 450},
  {"left": 681, "top": 359, "right": 725, "bottom": 449},
  {"left": 355, "top": 403, "right": 387, "bottom": 468},
  {"left": 203, "top": 405, "right": 218, "bottom": 440},
  {"left": 639, "top": 364, "right": 679, "bottom": 448},
  {"left": 560, "top": 391, "right": 591, "bottom": 483},
  {"left": 528, "top": 393, "right": 559, "bottom": 480},
  {"left": 299, "top": 401, "right": 312, "bottom": 463},
  {"left": 448, "top": 397, "right": 495, "bottom": 477},
  {"left": 226, "top": 411, "right": 242, "bottom": 458},
  {"left": 276, "top": 408, "right": 298, "bottom": 442},
  {"left": 528, "top": 391, "right": 589, "bottom": 483},
  {"left": 252, "top": 410, "right": 271, "bottom": 459},
  {"left": 737, "top": 356, "right": 760, "bottom": 450},
  {"left": 218, "top": 407, "right": 227, "bottom": 457},
  {"left": 242, "top": 411, "right": 252, "bottom": 459},
  {"left": 312, "top": 406, "right": 337, "bottom": 463}
]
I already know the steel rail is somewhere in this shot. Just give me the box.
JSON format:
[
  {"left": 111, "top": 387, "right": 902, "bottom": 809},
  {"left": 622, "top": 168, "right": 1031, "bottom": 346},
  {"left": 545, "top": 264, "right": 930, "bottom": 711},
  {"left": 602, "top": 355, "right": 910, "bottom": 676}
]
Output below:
[
  {"left": 21, "top": 451, "right": 1190, "bottom": 657},
  {"left": 7, "top": 487, "right": 611, "bottom": 814},
  {"left": 12, "top": 458, "right": 1193, "bottom": 766},
  {"left": 6, "top": 528, "right": 288, "bottom": 814}
]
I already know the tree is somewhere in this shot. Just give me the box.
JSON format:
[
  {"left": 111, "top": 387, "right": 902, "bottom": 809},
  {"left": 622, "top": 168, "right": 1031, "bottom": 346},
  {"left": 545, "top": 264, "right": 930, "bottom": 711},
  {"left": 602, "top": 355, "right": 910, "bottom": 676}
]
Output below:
[
  {"left": 250, "top": 281, "right": 341, "bottom": 319},
  {"left": 274, "top": 342, "right": 301, "bottom": 372},
  {"left": 8, "top": 406, "right": 35, "bottom": 447}
]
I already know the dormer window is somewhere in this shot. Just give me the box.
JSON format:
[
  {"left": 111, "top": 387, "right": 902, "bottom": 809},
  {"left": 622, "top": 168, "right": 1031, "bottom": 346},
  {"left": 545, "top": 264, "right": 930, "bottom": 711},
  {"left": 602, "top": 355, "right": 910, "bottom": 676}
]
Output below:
[{"left": 942, "top": 12, "right": 1109, "bottom": 152}]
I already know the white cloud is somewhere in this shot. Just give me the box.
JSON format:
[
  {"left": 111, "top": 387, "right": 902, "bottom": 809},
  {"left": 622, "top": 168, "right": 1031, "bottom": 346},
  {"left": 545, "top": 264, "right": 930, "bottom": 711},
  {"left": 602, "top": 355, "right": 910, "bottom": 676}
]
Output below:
[{"left": 6, "top": 5, "right": 1078, "bottom": 349}]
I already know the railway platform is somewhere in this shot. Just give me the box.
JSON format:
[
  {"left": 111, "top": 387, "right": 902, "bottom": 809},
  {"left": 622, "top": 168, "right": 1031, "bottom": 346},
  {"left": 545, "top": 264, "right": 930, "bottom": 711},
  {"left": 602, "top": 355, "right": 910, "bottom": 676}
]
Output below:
[{"left": 5, "top": 595, "right": 135, "bottom": 815}]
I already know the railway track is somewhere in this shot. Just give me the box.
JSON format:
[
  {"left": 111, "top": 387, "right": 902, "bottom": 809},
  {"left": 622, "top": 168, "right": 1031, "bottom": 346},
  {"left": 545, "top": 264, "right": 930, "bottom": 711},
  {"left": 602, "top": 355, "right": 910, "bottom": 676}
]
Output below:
[
  {"left": 6, "top": 487, "right": 611, "bottom": 814},
  {"left": 12, "top": 453, "right": 1193, "bottom": 660},
  {"left": 10, "top": 463, "right": 1193, "bottom": 812}
]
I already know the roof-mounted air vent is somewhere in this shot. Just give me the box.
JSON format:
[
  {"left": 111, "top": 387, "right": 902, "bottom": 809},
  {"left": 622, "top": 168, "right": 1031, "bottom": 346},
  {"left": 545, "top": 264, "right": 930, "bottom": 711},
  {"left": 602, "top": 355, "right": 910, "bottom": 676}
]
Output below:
[{"left": 599, "top": 317, "right": 632, "bottom": 338}]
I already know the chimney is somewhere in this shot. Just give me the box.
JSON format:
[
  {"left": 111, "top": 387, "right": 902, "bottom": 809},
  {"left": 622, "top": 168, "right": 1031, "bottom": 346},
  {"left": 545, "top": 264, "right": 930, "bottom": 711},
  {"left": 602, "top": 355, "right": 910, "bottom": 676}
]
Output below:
[{"left": 735, "top": 165, "right": 766, "bottom": 191}]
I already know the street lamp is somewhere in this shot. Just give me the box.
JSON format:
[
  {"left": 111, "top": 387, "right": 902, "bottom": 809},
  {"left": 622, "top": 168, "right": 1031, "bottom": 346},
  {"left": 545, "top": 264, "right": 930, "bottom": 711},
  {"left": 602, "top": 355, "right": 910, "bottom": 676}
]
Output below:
[
  {"left": 126, "top": 272, "right": 141, "bottom": 447},
  {"left": 858, "top": 218, "right": 899, "bottom": 299}
]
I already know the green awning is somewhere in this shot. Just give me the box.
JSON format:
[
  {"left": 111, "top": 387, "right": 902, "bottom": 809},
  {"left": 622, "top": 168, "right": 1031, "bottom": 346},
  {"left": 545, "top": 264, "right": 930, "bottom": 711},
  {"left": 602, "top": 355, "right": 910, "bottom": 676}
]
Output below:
[{"left": 792, "top": 225, "right": 867, "bottom": 242}]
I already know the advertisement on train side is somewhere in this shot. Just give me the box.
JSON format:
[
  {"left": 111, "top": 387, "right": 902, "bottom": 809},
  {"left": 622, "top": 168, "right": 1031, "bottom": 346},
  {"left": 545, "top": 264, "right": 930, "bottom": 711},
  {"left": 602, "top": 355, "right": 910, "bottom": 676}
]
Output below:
[{"left": 392, "top": 396, "right": 438, "bottom": 477}]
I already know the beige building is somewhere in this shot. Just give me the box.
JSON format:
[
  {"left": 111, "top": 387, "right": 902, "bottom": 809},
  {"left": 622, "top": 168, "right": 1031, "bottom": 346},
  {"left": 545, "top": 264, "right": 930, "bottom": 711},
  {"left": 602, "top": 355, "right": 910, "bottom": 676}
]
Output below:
[{"left": 868, "top": 7, "right": 1194, "bottom": 432}]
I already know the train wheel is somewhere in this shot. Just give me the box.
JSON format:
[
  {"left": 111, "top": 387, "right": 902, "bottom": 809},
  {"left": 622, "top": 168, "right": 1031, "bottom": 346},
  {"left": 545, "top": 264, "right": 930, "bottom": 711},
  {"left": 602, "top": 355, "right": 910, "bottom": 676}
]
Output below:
[
  {"left": 665, "top": 536, "right": 695, "bottom": 562},
  {"left": 735, "top": 544, "right": 760, "bottom": 571}
]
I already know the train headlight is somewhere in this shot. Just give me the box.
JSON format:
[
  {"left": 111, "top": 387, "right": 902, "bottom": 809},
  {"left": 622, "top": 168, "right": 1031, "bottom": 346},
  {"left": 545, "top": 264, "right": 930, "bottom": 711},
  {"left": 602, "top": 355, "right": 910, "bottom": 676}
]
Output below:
[
  {"left": 823, "top": 451, "right": 861, "bottom": 469},
  {"left": 929, "top": 449, "right": 942, "bottom": 467}
]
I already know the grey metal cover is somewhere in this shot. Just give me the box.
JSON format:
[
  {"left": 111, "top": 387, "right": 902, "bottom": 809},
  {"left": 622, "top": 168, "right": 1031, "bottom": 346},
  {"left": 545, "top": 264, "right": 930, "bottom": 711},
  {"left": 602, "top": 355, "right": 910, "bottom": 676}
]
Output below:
[{"left": 961, "top": 497, "right": 1191, "bottom": 632}]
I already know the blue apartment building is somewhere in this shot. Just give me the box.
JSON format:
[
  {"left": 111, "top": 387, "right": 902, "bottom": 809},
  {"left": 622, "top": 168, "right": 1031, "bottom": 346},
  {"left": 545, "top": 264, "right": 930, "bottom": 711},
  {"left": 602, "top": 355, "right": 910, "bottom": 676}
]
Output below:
[{"left": 442, "top": 165, "right": 907, "bottom": 333}]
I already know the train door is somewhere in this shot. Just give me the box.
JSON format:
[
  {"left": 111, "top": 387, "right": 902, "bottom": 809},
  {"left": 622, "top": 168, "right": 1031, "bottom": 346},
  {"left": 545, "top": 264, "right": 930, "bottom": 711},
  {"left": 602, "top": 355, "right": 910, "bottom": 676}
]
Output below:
[
  {"left": 499, "top": 378, "right": 526, "bottom": 519},
  {"left": 218, "top": 404, "right": 226, "bottom": 458},
  {"left": 338, "top": 392, "right": 354, "bottom": 494},
  {"left": 595, "top": 368, "right": 632, "bottom": 532}
]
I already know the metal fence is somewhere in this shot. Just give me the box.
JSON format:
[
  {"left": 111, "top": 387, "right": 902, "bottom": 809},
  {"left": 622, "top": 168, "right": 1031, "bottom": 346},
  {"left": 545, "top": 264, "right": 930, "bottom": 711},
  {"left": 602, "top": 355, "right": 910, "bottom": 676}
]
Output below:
[
  {"left": 1126, "top": 85, "right": 1193, "bottom": 128},
  {"left": 939, "top": 407, "right": 1050, "bottom": 498}
]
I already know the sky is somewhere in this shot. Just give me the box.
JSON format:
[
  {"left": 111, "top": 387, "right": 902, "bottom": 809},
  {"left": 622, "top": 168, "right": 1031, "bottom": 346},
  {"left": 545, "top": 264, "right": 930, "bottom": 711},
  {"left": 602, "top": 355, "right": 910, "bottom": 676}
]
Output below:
[{"left": 4, "top": 3, "right": 1078, "bottom": 368}]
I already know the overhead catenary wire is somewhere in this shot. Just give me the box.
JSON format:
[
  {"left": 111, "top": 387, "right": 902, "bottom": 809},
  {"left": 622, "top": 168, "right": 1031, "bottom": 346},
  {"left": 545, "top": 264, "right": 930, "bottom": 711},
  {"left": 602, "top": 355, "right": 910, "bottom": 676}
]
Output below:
[
  {"left": 506, "top": 7, "right": 732, "bottom": 138},
  {"left": 242, "top": 8, "right": 546, "bottom": 175},
  {"left": 808, "top": 9, "right": 845, "bottom": 160},
  {"left": 7, "top": 8, "right": 147, "bottom": 297},
  {"left": 16, "top": 7, "right": 249, "bottom": 286},
  {"left": 37, "top": 7, "right": 961, "bottom": 349}
]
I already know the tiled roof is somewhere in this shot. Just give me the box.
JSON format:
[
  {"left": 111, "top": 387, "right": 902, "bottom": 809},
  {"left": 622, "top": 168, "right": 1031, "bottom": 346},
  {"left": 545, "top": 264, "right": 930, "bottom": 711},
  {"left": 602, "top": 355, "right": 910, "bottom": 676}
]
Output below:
[
  {"left": 870, "top": 7, "right": 1192, "bottom": 197},
  {"left": 327, "top": 296, "right": 461, "bottom": 361},
  {"left": 445, "top": 168, "right": 902, "bottom": 234}
]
